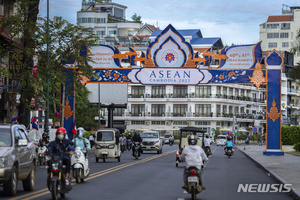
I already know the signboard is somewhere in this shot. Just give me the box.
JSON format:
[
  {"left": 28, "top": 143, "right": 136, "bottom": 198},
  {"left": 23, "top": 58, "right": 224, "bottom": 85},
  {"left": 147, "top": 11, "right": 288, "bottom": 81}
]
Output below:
[{"left": 253, "top": 127, "right": 258, "bottom": 132}]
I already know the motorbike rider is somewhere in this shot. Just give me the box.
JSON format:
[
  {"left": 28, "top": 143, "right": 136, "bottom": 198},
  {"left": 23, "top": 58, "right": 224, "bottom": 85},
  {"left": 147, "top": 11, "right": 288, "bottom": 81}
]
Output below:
[
  {"left": 132, "top": 132, "right": 142, "bottom": 156},
  {"left": 204, "top": 135, "right": 212, "bottom": 155},
  {"left": 224, "top": 136, "right": 234, "bottom": 154},
  {"left": 180, "top": 135, "right": 208, "bottom": 190},
  {"left": 39, "top": 133, "right": 49, "bottom": 146},
  {"left": 119, "top": 134, "right": 127, "bottom": 148},
  {"left": 73, "top": 128, "right": 90, "bottom": 157},
  {"left": 169, "top": 135, "right": 174, "bottom": 144},
  {"left": 126, "top": 133, "right": 132, "bottom": 150},
  {"left": 44, "top": 127, "right": 74, "bottom": 185}
]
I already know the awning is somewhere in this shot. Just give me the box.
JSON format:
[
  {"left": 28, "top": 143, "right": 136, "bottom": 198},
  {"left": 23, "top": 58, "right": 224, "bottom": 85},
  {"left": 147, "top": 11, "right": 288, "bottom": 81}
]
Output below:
[
  {"left": 220, "top": 128, "right": 230, "bottom": 131},
  {"left": 170, "top": 127, "right": 180, "bottom": 131},
  {"left": 137, "top": 127, "right": 149, "bottom": 131},
  {"left": 154, "top": 127, "right": 165, "bottom": 130}
]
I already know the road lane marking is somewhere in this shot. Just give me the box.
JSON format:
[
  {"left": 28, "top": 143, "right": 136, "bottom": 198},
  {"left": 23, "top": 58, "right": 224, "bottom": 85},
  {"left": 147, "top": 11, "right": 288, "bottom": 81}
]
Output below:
[{"left": 9, "top": 149, "right": 176, "bottom": 200}]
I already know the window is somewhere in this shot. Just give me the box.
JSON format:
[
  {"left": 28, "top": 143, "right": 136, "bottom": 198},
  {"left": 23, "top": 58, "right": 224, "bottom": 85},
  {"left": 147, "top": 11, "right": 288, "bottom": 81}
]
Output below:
[
  {"left": 96, "top": 31, "right": 106, "bottom": 38},
  {"left": 173, "top": 86, "right": 187, "bottom": 98},
  {"left": 131, "top": 86, "right": 145, "bottom": 98},
  {"left": 173, "top": 121, "right": 188, "bottom": 125},
  {"left": 266, "top": 24, "right": 279, "bottom": 29},
  {"left": 151, "top": 104, "right": 165, "bottom": 116},
  {"left": 223, "top": 87, "right": 227, "bottom": 95},
  {"left": 282, "top": 42, "right": 289, "bottom": 48},
  {"left": 281, "top": 23, "right": 290, "bottom": 30},
  {"left": 222, "top": 105, "right": 227, "bottom": 113},
  {"left": 216, "top": 86, "right": 221, "bottom": 96},
  {"left": 173, "top": 104, "right": 187, "bottom": 116},
  {"left": 128, "top": 30, "right": 134, "bottom": 36},
  {"left": 195, "top": 104, "right": 211, "bottom": 117},
  {"left": 195, "top": 121, "right": 211, "bottom": 125},
  {"left": 195, "top": 86, "right": 211, "bottom": 97},
  {"left": 96, "top": 18, "right": 105, "bottom": 23},
  {"left": 151, "top": 86, "right": 166, "bottom": 98},
  {"left": 280, "top": 33, "right": 289, "bottom": 38},
  {"left": 151, "top": 121, "right": 165, "bottom": 125},
  {"left": 229, "top": 88, "right": 233, "bottom": 96},
  {"left": 108, "top": 30, "right": 117, "bottom": 37},
  {"left": 267, "top": 33, "right": 279, "bottom": 38},
  {"left": 113, "top": 108, "right": 125, "bottom": 116},
  {"left": 131, "top": 104, "right": 145, "bottom": 116},
  {"left": 268, "top": 43, "right": 277, "bottom": 48},
  {"left": 216, "top": 105, "right": 221, "bottom": 115},
  {"left": 131, "top": 121, "right": 145, "bottom": 125}
]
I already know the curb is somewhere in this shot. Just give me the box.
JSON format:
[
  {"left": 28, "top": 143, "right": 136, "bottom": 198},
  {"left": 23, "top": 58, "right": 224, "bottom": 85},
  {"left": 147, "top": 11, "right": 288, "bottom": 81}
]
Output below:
[
  {"left": 286, "top": 152, "right": 300, "bottom": 157},
  {"left": 238, "top": 148, "right": 300, "bottom": 200}
]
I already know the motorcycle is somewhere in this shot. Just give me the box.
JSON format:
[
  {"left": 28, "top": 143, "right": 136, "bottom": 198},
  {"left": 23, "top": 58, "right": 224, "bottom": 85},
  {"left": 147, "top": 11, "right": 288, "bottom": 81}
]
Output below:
[
  {"left": 225, "top": 147, "right": 234, "bottom": 158},
  {"left": 204, "top": 146, "right": 211, "bottom": 157},
  {"left": 184, "top": 167, "right": 204, "bottom": 200},
  {"left": 38, "top": 145, "right": 48, "bottom": 165},
  {"left": 47, "top": 152, "right": 72, "bottom": 200},
  {"left": 71, "top": 147, "right": 90, "bottom": 183},
  {"left": 120, "top": 140, "right": 126, "bottom": 153},
  {"left": 126, "top": 138, "right": 132, "bottom": 151},
  {"left": 132, "top": 142, "right": 141, "bottom": 159},
  {"left": 169, "top": 139, "right": 174, "bottom": 146}
]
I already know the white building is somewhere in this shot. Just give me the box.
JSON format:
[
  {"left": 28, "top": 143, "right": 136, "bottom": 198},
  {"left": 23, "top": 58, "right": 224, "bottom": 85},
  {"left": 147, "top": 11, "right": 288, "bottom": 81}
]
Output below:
[
  {"left": 259, "top": 5, "right": 300, "bottom": 64},
  {"left": 77, "top": 0, "right": 142, "bottom": 46}
]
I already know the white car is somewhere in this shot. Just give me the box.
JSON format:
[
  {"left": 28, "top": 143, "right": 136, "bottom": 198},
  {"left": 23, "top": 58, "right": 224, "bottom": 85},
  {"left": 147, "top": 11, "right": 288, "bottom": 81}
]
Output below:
[
  {"left": 216, "top": 135, "right": 227, "bottom": 146},
  {"left": 140, "top": 131, "right": 163, "bottom": 154}
]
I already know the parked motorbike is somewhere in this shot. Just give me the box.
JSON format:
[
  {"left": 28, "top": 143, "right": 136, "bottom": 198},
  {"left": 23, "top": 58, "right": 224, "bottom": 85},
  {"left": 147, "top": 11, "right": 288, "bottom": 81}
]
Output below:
[
  {"left": 38, "top": 145, "right": 48, "bottom": 165},
  {"left": 127, "top": 139, "right": 132, "bottom": 151},
  {"left": 47, "top": 152, "right": 72, "bottom": 200},
  {"left": 71, "top": 147, "right": 90, "bottom": 183},
  {"left": 225, "top": 147, "right": 234, "bottom": 158},
  {"left": 184, "top": 167, "right": 203, "bottom": 200},
  {"left": 132, "top": 142, "right": 141, "bottom": 159}
]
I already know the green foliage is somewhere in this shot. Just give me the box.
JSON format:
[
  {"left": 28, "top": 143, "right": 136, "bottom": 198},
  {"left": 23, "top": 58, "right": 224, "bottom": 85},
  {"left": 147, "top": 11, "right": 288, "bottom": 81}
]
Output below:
[
  {"left": 131, "top": 13, "right": 142, "bottom": 23},
  {"left": 83, "top": 131, "right": 95, "bottom": 139},
  {"left": 281, "top": 126, "right": 300, "bottom": 145},
  {"left": 294, "top": 142, "right": 300, "bottom": 151}
]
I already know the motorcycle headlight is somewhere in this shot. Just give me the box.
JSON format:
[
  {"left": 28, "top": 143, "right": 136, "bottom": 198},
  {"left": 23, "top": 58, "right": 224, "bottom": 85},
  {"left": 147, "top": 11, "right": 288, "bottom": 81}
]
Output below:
[
  {"left": 74, "top": 151, "right": 81, "bottom": 159},
  {"left": 108, "top": 144, "right": 115, "bottom": 149},
  {"left": 0, "top": 156, "right": 8, "bottom": 168},
  {"left": 52, "top": 163, "right": 59, "bottom": 170}
]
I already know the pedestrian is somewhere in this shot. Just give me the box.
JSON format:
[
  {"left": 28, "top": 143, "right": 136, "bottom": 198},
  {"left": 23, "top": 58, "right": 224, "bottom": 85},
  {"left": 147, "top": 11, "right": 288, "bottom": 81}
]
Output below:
[{"left": 89, "top": 134, "right": 95, "bottom": 149}]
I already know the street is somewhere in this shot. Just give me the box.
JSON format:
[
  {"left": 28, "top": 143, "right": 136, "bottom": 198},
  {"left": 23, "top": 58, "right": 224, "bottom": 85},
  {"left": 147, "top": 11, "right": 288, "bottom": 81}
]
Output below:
[{"left": 1, "top": 144, "right": 294, "bottom": 200}]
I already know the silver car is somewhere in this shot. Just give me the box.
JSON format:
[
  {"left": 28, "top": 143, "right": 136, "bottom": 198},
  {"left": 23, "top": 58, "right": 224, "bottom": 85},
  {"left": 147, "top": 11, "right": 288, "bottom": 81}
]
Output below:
[
  {"left": 140, "top": 131, "right": 163, "bottom": 154},
  {"left": 0, "top": 123, "right": 37, "bottom": 196}
]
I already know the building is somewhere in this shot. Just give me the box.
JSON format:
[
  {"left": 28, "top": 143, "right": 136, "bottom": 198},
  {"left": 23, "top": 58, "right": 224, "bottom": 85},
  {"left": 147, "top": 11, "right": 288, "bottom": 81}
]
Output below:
[
  {"left": 259, "top": 5, "right": 300, "bottom": 126},
  {"left": 77, "top": 0, "right": 143, "bottom": 46}
]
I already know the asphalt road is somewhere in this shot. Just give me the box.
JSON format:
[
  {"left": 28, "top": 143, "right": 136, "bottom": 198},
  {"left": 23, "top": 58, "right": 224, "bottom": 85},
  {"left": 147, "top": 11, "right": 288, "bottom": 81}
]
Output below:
[{"left": 1, "top": 144, "right": 295, "bottom": 200}]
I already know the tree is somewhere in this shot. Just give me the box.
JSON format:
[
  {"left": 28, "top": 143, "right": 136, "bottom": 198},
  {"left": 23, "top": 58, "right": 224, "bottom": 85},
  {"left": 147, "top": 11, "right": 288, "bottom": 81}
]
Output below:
[
  {"left": 0, "top": 1, "right": 99, "bottom": 127},
  {"left": 131, "top": 13, "right": 142, "bottom": 23}
]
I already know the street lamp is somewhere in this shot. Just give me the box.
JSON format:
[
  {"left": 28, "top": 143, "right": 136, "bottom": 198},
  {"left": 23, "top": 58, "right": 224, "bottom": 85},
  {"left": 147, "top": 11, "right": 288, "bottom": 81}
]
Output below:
[
  {"left": 44, "top": 0, "right": 50, "bottom": 134},
  {"left": 289, "top": 104, "right": 293, "bottom": 125}
]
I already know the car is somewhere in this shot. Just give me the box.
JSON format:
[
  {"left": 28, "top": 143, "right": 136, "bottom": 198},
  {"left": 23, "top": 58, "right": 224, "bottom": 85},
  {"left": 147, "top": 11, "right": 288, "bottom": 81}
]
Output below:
[
  {"left": 0, "top": 123, "right": 37, "bottom": 196},
  {"left": 216, "top": 135, "right": 227, "bottom": 146},
  {"left": 140, "top": 131, "right": 163, "bottom": 154},
  {"left": 163, "top": 134, "right": 172, "bottom": 144}
]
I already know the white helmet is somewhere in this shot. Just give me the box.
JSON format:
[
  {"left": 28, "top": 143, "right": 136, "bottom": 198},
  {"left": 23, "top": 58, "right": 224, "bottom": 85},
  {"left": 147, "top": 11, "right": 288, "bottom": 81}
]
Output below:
[{"left": 77, "top": 127, "right": 85, "bottom": 137}]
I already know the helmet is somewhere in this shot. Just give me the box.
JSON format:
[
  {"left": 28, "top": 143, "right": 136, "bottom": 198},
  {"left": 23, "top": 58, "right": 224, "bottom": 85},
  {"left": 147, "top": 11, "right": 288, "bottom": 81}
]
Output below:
[
  {"left": 129, "top": 133, "right": 131, "bottom": 136},
  {"left": 188, "top": 135, "right": 198, "bottom": 145},
  {"left": 56, "top": 127, "right": 67, "bottom": 141},
  {"left": 77, "top": 127, "right": 85, "bottom": 137},
  {"left": 42, "top": 133, "right": 47, "bottom": 138}
]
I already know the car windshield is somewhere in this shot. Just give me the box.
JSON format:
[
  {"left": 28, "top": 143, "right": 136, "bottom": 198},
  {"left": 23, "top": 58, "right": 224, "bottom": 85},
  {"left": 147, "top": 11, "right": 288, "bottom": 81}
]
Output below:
[
  {"left": 164, "top": 135, "right": 170, "bottom": 138},
  {"left": 0, "top": 128, "right": 12, "bottom": 147},
  {"left": 96, "top": 131, "right": 114, "bottom": 141},
  {"left": 218, "top": 136, "right": 227, "bottom": 139},
  {"left": 141, "top": 132, "right": 158, "bottom": 138}
]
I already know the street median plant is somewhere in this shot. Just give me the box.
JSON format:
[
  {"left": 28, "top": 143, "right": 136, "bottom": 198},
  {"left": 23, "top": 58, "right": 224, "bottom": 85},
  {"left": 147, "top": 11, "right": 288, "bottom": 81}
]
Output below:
[{"left": 294, "top": 142, "right": 300, "bottom": 152}]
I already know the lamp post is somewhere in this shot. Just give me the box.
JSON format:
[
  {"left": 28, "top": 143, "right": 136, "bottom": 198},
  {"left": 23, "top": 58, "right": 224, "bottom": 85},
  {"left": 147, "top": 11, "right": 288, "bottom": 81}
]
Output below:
[
  {"left": 44, "top": 0, "right": 50, "bottom": 134},
  {"left": 289, "top": 103, "right": 293, "bottom": 125}
]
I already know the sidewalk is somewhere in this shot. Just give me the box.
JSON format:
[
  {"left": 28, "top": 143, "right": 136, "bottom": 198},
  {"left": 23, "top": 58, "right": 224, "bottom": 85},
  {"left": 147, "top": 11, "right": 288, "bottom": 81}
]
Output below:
[{"left": 236, "top": 144, "right": 300, "bottom": 200}]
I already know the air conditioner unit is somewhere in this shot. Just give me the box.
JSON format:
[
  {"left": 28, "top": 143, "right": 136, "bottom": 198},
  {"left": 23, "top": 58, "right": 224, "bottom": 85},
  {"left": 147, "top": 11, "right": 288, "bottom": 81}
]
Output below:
[
  {"left": 146, "top": 121, "right": 150, "bottom": 125},
  {"left": 125, "top": 121, "right": 130, "bottom": 125}
]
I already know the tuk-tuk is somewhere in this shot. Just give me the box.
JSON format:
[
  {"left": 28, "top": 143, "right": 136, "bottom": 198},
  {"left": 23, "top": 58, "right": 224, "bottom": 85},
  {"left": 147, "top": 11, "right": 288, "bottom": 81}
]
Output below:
[
  {"left": 176, "top": 127, "right": 205, "bottom": 167},
  {"left": 95, "top": 128, "right": 121, "bottom": 162}
]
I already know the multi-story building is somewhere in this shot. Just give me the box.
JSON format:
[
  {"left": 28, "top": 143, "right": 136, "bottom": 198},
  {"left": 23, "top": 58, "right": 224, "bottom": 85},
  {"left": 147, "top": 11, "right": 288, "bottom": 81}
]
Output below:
[
  {"left": 77, "top": 0, "right": 142, "bottom": 46},
  {"left": 259, "top": 4, "right": 300, "bottom": 64},
  {"left": 259, "top": 5, "right": 300, "bottom": 126}
]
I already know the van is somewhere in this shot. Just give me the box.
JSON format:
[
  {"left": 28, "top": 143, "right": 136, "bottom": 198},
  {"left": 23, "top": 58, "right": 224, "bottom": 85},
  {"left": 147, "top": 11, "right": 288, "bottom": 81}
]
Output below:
[{"left": 216, "top": 135, "right": 227, "bottom": 146}]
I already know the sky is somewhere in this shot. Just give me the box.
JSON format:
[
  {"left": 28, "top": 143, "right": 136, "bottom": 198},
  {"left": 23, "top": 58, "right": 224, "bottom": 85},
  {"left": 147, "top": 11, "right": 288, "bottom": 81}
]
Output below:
[{"left": 38, "top": 0, "right": 300, "bottom": 46}]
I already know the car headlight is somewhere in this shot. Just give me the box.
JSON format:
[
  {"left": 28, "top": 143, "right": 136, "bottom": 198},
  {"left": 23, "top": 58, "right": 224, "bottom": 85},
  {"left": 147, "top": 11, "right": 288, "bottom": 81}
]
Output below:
[
  {"left": 108, "top": 144, "right": 115, "bottom": 149},
  {"left": 0, "top": 156, "right": 8, "bottom": 168},
  {"left": 154, "top": 140, "right": 159, "bottom": 144},
  {"left": 52, "top": 163, "right": 59, "bottom": 170}
]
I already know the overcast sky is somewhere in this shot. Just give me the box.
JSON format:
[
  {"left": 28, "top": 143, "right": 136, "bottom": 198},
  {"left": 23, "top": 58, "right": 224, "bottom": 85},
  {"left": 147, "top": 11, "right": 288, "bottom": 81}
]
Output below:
[{"left": 38, "top": 0, "right": 300, "bottom": 45}]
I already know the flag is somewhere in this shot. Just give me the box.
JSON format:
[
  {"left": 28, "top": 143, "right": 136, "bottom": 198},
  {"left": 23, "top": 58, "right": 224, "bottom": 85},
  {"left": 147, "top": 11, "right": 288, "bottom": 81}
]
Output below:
[
  {"left": 71, "top": 121, "right": 76, "bottom": 135},
  {"left": 11, "top": 115, "right": 21, "bottom": 122},
  {"left": 31, "top": 116, "right": 39, "bottom": 130},
  {"left": 260, "top": 133, "right": 264, "bottom": 137},
  {"left": 55, "top": 110, "right": 60, "bottom": 118},
  {"left": 32, "top": 65, "right": 38, "bottom": 78}
]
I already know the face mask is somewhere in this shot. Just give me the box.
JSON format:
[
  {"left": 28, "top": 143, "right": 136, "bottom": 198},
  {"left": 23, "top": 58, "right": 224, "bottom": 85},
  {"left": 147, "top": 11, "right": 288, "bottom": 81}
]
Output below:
[{"left": 57, "top": 133, "right": 64, "bottom": 141}]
